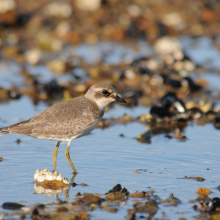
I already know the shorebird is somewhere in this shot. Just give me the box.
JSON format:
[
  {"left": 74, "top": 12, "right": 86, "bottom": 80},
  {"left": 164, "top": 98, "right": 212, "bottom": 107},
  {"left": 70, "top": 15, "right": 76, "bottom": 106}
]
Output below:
[{"left": 0, "top": 83, "right": 126, "bottom": 174}]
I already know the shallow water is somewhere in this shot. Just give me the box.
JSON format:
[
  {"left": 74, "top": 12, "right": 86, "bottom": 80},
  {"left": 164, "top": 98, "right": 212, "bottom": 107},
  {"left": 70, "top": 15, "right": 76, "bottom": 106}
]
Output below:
[
  {"left": 1, "top": 96, "right": 220, "bottom": 219},
  {"left": 1, "top": 36, "right": 220, "bottom": 219}
]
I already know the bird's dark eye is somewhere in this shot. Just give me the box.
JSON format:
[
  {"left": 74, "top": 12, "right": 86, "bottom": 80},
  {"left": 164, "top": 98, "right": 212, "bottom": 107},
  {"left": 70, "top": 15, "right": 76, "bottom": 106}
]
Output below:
[{"left": 102, "top": 90, "right": 109, "bottom": 96}]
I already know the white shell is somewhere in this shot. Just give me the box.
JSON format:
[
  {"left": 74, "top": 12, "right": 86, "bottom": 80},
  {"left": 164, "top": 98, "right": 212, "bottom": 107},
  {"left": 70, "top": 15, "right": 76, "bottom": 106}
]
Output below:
[
  {"left": 34, "top": 168, "right": 70, "bottom": 184},
  {"left": 56, "top": 173, "right": 64, "bottom": 181},
  {"left": 37, "top": 174, "right": 46, "bottom": 182},
  {"left": 63, "top": 178, "right": 69, "bottom": 184},
  {"left": 46, "top": 172, "right": 53, "bottom": 181}
]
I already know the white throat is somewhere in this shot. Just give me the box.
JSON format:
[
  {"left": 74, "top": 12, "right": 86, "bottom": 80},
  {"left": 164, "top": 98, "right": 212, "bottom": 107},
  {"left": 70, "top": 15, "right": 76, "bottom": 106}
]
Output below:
[{"left": 95, "top": 98, "right": 114, "bottom": 110}]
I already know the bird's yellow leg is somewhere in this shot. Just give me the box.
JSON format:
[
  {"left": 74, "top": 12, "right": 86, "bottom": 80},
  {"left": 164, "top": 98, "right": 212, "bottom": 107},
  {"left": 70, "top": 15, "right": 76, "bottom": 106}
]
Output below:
[
  {"left": 65, "top": 188, "right": 69, "bottom": 201},
  {"left": 53, "top": 141, "right": 61, "bottom": 172},
  {"left": 65, "top": 141, "right": 77, "bottom": 174},
  {"left": 70, "top": 173, "right": 77, "bottom": 183}
]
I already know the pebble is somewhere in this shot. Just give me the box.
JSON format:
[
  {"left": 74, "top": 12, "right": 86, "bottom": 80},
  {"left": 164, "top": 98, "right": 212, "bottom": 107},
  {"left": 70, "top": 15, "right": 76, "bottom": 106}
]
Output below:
[{"left": 2, "top": 202, "right": 24, "bottom": 210}]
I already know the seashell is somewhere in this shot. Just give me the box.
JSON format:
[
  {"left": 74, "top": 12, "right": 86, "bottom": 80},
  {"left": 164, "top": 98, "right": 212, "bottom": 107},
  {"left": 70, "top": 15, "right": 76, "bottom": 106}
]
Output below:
[
  {"left": 34, "top": 169, "right": 40, "bottom": 180},
  {"left": 63, "top": 178, "right": 69, "bottom": 184},
  {"left": 56, "top": 173, "right": 64, "bottom": 181},
  {"left": 46, "top": 172, "right": 53, "bottom": 181}
]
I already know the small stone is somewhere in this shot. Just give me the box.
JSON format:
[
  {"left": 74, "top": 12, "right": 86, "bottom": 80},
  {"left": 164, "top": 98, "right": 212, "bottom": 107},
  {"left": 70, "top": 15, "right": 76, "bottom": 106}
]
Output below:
[
  {"left": 75, "top": 0, "right": 101, "bottom": 11},
  {"left": 137, "top": 129, "right": 152, "bottom": 143},
  {"left": 197, "top": 194, "right": 209, "bottom": 201},
  {"left": 177, "top": 176, "right": 205, "bottom": 182},
  {"left": 166, "top": 193, "right": 181, "bottom": 206},
  {"left": 57, "top": 206, "right": 68, "bottom": 213},
  {"left": 122, "top": 114, "right": 133, "bottom": 121},
  {"left": 140, "top": 114, "right": 153, "bottom": 123},
  {"left": 129, "top": 191, "right": 149, "bottom": 198},
  {"left": 74, "top": 84, "right": 87, "bottom": 93},
  {"left": 21, "top": 207, "right": 30, "bottom": 212},
  {"left": 102, "top": 206, "right": 118, "bottom": 213},
  {"left": 136, "top": 200, "right": 158, "bottom": 214},
  {"left": 149, "top": 190, "right": 155, "bottom": 195},
  {"left": 76, "top": 195, "right": 101, "bottom": 205},
  {"left": 47, "top": 59, "right": 71, "bottom": 74},
  {"left": 189, "top": 199, "right": 197, "bottom": 203},
  {"left": 32, "top": 208, "right": 39, "bottom": 220},
  {"left": 2, "top": 202, "right": 24, "bottom": 210},
  {"left": 79, "top": 183, "right": 88, "bottom": 186},
  {"left": 72, "top": 182, "right": 77, "bottom": 187},
  {"left": 16, "top": 139, "right": 21, "bottom": 144},
  {"left": 36, "top": 204, "right": 45, "bottom": 210},
  {"left": 134, "top": 171, "right": 141, "bottom": 174},
  {"left": 126, "top": 209, "right": 136, "bottom": 220},
  {"left": 45, "top": 2, "right": 72, "bottom": 18},
  {"left": 77, "top": 212, "right": 88, "bottom": 220},
  {"left": 25, "top": 49, "right": 41, "bottom": 65},
  {"left": 105, "top": 192, "right": 128, "bottom": 201}
]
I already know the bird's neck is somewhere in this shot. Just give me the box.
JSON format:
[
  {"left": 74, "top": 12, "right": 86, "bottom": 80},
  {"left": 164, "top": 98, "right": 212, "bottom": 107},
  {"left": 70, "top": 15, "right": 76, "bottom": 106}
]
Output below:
[{"left": 84, "top": 95, "right": 107, "bottom": 111}]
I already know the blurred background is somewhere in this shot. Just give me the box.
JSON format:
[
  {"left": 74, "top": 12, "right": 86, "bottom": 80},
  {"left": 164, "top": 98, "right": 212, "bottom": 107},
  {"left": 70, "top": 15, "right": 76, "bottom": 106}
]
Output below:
[{"left": 0, "top": 0, "right": 220, "bottom": 107}]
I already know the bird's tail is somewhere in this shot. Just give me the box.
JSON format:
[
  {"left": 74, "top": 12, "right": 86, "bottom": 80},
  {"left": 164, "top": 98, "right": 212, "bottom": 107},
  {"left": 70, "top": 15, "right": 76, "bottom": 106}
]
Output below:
[{"left": 0, "top": 127, "right": 9, "bottom": 136}]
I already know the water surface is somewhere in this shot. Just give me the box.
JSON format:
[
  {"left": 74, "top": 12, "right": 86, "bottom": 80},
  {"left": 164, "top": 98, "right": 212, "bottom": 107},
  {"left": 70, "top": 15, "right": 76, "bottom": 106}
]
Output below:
[{"left": 1, "top": 96, "right": 220, "bottom": 219}]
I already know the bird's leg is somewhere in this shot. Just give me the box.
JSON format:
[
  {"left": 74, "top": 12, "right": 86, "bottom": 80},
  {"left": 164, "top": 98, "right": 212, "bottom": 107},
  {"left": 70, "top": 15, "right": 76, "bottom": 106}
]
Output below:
[
  {"left": 70, "top": 173, "right": 77, "bottom": 183},
  {"left": 65, "top": 188, "right": 69, "bottom": 201},
  {"left": 53, "top": 141, "right": 61, "bottom": 172},
  {"left": 65, "top": 141, "right": 77, "bottom": 174}
]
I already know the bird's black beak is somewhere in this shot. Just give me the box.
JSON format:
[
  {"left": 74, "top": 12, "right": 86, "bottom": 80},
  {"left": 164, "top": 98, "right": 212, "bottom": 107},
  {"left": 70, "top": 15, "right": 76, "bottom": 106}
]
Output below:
[{"left": 114, "top": 94, "right": 126, "bottom": 104}]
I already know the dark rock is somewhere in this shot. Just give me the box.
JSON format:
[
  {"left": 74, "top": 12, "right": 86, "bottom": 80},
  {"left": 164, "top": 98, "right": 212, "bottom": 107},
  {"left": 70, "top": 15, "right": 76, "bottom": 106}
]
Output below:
[
  {"left": 206, "top": 110, "right": 216, "bottom": 117},
  {"left": 16, "top": 139, "right": 21, "bottom": 144},
  {"left": 160, "top": 92, "right": 185, "bottom": 113},
  {"left": 213, "top": 114, "right": 220, "bottom": 129},
  {"left": 32, "top": 207, "right": 40, "bottom": 220},
  {"left": 106, "top": 184, "right": 128, "bottom": 194},
  {"left": 161, "top": 73, "right": 182, "bottom": 89},
  {"left": 137, "top": 129, "right": 151, "bottom": 143},
  {"left": 138, "top": 67, "right": 155, "bottom": 76},
  {"left": 2, "top": 202, "right": 24, "bottom": 210},
  {"left": 36, "top": 204, "right": 45, "bottom": 210},
  {"left": 42, "top": 79, "right": 64, "bottom": 99},
  {"left": 182, "top": 77, "right": 202, "bottom": 93},
  {"left": 136, "top": 200, "right": 158, "bottom": 216},
  {"left": 165, "top": 134, "right": 172, "bottom": 139},
  {"left": 126, "top": 209, "right": 136, "bottom": 220},
  {"left": 188, "top": 107, "right": 203, "bottom": 119},
  {"left": 198, "top": 197, "right": 220, "bottom": 212},
  {"left": 105, "top": 192, "right": 128, "bottom": 201},
  {"left": 72, "top": 182, "right": 77, "bottom": 187},
  {"left": 150, "top": 106, "right": 172, "bottom": 118},
  {"left": 166, "top": 193, "right": 181, "bottom": 206},
  {"left": 32, "top": 207, "right": 39, "bottom": 216}
]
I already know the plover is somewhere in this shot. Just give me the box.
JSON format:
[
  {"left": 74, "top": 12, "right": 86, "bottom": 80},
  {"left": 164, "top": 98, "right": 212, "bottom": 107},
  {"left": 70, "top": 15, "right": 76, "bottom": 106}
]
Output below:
[{"left": 0, "top": 83, "right": 126, "bottom": 173}]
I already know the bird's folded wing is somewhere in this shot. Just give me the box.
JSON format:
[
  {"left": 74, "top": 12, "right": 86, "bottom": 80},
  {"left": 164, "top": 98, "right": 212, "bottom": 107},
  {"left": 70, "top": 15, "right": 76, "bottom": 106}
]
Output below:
[{"left": 1, "top": 97, "right": 97, "bottom": 136}]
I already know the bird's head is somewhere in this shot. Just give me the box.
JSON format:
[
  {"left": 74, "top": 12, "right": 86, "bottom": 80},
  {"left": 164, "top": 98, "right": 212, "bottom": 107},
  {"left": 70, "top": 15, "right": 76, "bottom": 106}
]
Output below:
[{"left": 85, "top": 83, "right": 126, "bottom": 109}]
